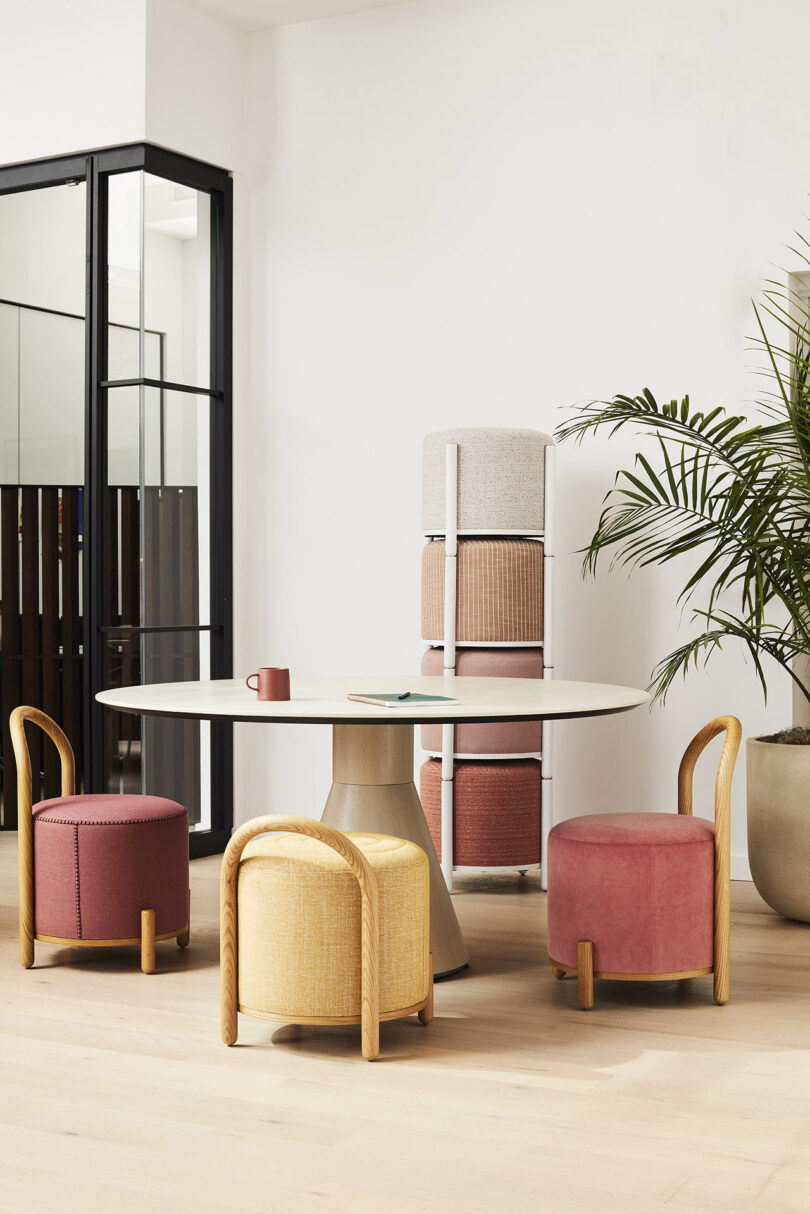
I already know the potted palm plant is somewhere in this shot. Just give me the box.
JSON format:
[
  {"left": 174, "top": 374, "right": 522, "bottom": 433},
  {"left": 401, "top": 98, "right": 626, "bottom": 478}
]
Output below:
[{"left": 556, "top": 260, "right": 810, "bottom": 921}]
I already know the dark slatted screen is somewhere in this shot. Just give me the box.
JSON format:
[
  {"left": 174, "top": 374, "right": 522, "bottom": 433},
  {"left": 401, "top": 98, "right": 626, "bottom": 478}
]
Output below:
[
  {"left": 0, "top": 486, "right": 83, "bottom": 826},
  {"left": 1, "top": 484, "right": 200, "bottom": 827}
]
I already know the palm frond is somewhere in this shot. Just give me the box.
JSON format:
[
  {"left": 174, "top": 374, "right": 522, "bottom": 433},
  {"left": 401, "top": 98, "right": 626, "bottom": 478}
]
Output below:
[{"left": 556, "top": 247, "right": 810, "bottom": 706}]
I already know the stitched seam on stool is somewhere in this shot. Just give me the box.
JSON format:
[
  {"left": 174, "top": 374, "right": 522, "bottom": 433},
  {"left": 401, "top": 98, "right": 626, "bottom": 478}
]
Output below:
[
  {"left": 73, "top": 825, "right": 82, "bottom": 939},
  {"left": 555, "top": 836, "right": 711, "bottom": 847},
  {"left": 35, "top": 813, "right": 187, "bottom": 827}
]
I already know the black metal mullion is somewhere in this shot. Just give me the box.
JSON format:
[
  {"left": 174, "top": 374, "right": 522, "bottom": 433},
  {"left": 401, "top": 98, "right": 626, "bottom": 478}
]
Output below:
[
  {"left": 0, "top": 153, "right": 87, "bottom": 196},
  {"left": 143, "top": 144, "right": 229, "bottom": 195},
  {"left": 99, "top": 624, "right": 218, "bottom": 635},
  {"left": 209, "top": 175, "right": 234, "bottom": 842},
  {"left": 86, "top": 160, "right": 109, "bottom": 793},
  {"left": 93, "top": 144, "right": 149, "bottom": 176},
  {"left": 99, "top": 377, "right": 222, "bottom": 397}
]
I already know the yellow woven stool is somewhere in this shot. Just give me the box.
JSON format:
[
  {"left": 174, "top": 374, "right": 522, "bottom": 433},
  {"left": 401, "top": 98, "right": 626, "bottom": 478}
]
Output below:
[{"left": 220, "top": 816, "right": 433, "bottom": 1060}]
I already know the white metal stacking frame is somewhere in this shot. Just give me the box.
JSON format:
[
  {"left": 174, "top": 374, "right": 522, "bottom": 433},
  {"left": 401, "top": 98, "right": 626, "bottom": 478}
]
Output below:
[
  {"left": 440, "top": 444, "right": 458, "bottom": 890},
  {"left": 540, "top": 443, "right": 555, "bottom": 891},
  {"left": 429, "top": 439, "right": 554, "bottom": 892}
]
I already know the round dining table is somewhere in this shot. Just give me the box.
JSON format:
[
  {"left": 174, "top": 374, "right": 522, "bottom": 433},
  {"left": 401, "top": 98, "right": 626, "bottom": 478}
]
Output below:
[{"left": 97, "top": 675, "right": 649, "bottom": 977}]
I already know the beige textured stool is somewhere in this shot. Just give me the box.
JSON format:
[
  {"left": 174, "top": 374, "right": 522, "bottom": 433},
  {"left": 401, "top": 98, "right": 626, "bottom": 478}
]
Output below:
[{"left": 220, "top": 816, "right": 432, "bottom": 1060}]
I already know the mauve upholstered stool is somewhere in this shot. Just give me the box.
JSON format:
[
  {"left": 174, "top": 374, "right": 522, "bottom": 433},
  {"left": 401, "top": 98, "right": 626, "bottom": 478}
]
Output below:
[
  {"left": 220, "top": 816, "right": 432, "bottom": 1061},
  {"left": 11, "top": 707, "right": 190, "bottom": 973},
  {"left": 420, "top": 758, "right": 541, "bottom": 869},
  {"left": 546, "top": 716, "right": 741, "bottom": 1009},
  {"left": 422, "top": 427, "right": 553, "bottom": 533},
  {"left": 421, "top": 647, "right": 543, "bottom": 755},
  {"left": 422, "top": 539, "right": 543, "bottom": 643}
]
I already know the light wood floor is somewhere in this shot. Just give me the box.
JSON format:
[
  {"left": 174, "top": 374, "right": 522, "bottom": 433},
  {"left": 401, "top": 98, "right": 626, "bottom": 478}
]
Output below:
[{"left": 1, "top": 834, "right": 810, "bottom": 1214}]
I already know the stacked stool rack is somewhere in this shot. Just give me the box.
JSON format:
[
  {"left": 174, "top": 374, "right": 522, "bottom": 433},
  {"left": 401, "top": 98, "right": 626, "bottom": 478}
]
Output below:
[{"left": 418, "top": 428, "right": 556, "bottom": 890}]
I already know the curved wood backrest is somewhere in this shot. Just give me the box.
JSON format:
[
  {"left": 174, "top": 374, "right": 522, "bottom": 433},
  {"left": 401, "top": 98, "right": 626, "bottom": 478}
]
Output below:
[
  {"left": 676, "top": 715, "right": 742, "bottom": 1005},
  {"left": 9, "top": 707, "right": 75, "bottom": 968},
  {"left": 220, "top": 814, "right": 381, "bottom": 1059}
]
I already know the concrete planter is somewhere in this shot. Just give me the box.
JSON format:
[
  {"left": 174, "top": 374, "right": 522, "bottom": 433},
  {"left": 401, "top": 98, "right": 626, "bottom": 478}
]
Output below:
[{"left": 747, "top": 737, "right": 810, "bottom": 922}]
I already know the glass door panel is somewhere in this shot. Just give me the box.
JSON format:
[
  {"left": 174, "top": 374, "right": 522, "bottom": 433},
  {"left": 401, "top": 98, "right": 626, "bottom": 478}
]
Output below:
[
  {"left": 0, "top": 303, "right": 19, "bottom": 482},
  {"left": 94, "top": 149, "right": 230, "bottom": 853},
  {"left": 0, "top": 176, "right": 87, "bottom": 825},
  {"left": 18, "top": 308, "right": 84, "bottom": 485},
  {"left": 102, "top": 629, "right": 211, "bottom": 830},
  {"left": 107, "top": 171, "right": 141, "bottom": 332},
  {"left": 0, "top": 145, "right": 230, "bottom": 849},
  {"left": 144, "top": 175, "right": 210, "bottom": 388}
]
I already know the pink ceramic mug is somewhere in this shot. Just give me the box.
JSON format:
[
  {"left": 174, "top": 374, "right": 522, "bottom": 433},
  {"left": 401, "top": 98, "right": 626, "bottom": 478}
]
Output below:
[{"left": 246, "top": 667, "right": 290, "bottom": 701}]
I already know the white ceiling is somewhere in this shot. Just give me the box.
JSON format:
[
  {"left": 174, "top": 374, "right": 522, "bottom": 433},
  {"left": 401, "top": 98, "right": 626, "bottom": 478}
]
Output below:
[{"left": 182, "top": 0, "right": 412, "bottom": 32}]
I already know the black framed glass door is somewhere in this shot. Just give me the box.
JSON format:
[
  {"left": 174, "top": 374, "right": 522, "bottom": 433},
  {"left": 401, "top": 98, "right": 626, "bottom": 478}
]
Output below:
[{"left": 0, "top": 145, "right": 233, "bottom": 858}]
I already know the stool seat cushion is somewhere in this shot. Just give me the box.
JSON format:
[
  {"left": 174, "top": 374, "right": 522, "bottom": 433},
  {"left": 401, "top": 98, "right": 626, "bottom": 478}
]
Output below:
[
  {"left": 547, "top": 812, "right": 715, "bottom": 975},
  {"left": 237, "top": 831, "right": 429, "bottom": 1019},
  {"left": 32, "top": 794, "right": 189, "bottom": 942}
]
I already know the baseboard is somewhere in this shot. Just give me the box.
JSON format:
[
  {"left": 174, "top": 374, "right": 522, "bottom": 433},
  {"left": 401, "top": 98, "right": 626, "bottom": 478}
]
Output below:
[{"left": 731, "top": 852, "right": 752, "bottom": 882}]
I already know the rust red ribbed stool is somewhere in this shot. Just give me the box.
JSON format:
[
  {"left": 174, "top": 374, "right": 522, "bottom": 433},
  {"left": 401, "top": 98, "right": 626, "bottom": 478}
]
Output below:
[
  {"left": 11, "top": 706, "right": 190, "bottom": 973},
  {"left": 420, "top": 758, "right": 541, "bottom": 869},
  {"left": 546, "top": 716, "right": 741, "bottom": 1009}
]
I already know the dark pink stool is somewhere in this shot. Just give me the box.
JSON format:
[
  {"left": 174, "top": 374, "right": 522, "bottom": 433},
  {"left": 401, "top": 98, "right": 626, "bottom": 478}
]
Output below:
[
  {"left": 11, "top": 707, "right": 190, "bottom": 973},
  {"left": 546, "top": 717, "right": 741, "bottom": 1009}
]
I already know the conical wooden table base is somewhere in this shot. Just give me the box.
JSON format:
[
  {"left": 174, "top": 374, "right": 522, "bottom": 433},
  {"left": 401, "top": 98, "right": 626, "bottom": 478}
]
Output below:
[{"left": 321, "top": 723, "right": 469, "bottom": 977}]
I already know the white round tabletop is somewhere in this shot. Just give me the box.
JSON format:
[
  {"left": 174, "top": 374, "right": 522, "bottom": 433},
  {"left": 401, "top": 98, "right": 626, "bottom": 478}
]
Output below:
[{"left": 97, "top": 675, "right": 649, "bottom": 725}]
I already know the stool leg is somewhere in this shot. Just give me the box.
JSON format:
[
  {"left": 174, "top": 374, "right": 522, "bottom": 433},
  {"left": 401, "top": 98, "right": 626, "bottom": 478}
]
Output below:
[
  {"left": 177, "top": 889, "right": 190, "bottom": 949},
  {"left": 141, "top": 909, "right": 156, "bottom": 974},
  {"left": 577, "top": 940, "right": 594, "bottom": 1010},
  {"left": 220, "top": 876, "right": 239, "bottom": 1046},
  {"left": 361, "top": 1014, "right": 380, "bottom": 1062},
  {"left": 20, "top": 855, "right": 35, "bottom": 969},
  {"left": 714, "top": 874, "right": 730, "bottom": 1006},
  {"left": 360, "top": 884, "right": 380, "bottom": 1061},
  {"left": 418, "top": 953, "right": 434, "bottom": 1025},
  {"left": 551, "top": 964, "right": 566, "bottom": 980},
  {"left": 20, "top": 926, "right": 34, "bottom": 970}
]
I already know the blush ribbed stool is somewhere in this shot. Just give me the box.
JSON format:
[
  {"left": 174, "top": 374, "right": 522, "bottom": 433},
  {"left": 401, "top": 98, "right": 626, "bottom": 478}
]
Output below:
[
  {"left": 420, "top": 758, "right": 541, "bottom": 868},
  {"left": 220, "top": 816, "right": 433, "bottom": 1061},
  {"left": 546, "top": 716, "right": 741, "bottom": 1009},
  {"left": 10, "top": 707, "right": 190, "bottom": 973},
  {"left": 421, "top": 647, "right": 543, "bottom": 755}
]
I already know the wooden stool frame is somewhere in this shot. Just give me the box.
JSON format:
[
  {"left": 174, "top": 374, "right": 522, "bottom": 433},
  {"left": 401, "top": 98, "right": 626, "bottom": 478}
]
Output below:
[
  {"left": 549, "top": 715, "right": 742, "bottom": 1008},
  {"left": 10, "top": 706, "right": 190, "bottom": 973},
  {"left": 220, "top": 814, "right": 434, "bottom": 1061}
]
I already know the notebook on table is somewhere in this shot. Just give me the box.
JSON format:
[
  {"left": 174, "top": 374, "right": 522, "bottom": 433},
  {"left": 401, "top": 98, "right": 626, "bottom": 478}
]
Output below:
[{"left": 346, "top": 692, "right": 459, "bottom": 708}]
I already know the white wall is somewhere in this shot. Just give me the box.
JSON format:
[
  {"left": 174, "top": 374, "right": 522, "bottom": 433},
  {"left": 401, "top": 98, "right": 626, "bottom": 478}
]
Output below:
[
  {"left": 145, "top": 0, "right": 246, "bottom": 173},
  {"left": 0, "top": 0, "right": 245, "bottom": 174},
  {"left": 0, "top": 0, "right": 146, "bottom": 167},
  {"left": 235, "top": 0, "right": 810, "bottom": 874}
]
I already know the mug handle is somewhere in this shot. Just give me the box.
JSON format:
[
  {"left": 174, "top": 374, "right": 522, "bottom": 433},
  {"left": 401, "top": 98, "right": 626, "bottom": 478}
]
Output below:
[{"left": 246, "top": 673, "right": 259, "bottom": 691}]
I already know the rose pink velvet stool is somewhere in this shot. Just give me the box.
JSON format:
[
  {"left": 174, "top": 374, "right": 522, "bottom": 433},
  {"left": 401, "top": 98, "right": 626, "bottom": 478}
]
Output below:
[
  {"left": 10, "top": 706, "right": 190, "bottom": 973},
  {"left": 546, "top": 716, "right": 741, "bottom": 1009}
]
